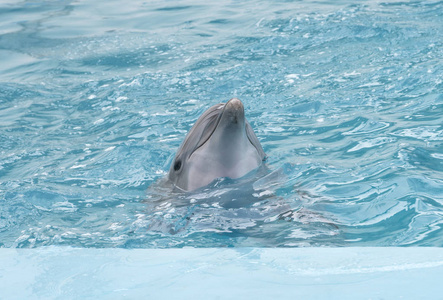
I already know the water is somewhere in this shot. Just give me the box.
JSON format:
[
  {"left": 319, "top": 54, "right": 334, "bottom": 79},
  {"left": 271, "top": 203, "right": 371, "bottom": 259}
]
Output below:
[{"left": 0, "top": 0, "right": 442, "bottom": 248}]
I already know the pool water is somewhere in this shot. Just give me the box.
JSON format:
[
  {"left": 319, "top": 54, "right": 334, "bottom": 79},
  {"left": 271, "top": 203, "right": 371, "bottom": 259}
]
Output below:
[{"left": 0, "top": 0, "right": 442, "bottom": 248}]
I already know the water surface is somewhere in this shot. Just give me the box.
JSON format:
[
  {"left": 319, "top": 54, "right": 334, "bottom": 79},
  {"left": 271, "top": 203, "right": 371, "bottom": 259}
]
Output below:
[{"left": 0, "top": 0, "right": 442, "bottom": 248}]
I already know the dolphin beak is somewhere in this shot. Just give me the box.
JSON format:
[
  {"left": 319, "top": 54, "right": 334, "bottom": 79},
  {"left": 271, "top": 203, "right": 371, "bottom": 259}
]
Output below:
[{"left": 223, "top": 98, "right": 245, "bottom": 125}]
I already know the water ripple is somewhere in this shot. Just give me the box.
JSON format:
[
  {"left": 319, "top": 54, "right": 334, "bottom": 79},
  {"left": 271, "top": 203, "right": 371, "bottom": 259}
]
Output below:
[{"left": 1, "top": 0, "right": 442, "bottom": 248}]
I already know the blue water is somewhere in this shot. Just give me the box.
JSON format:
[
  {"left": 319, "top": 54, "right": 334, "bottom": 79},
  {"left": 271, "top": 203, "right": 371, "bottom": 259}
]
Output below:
[{"left": 0, "top": 0, "right": 442, "bottom": 248}]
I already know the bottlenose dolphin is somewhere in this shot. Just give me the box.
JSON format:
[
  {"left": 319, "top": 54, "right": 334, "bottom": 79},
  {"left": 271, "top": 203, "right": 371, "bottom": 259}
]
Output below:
[{"left": 168, "top": 98, "right": 266, "bottom": 191}]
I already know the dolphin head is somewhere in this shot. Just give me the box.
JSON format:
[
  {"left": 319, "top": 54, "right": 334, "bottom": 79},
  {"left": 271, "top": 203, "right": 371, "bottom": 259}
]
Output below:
[{"left": 168, "top": 98, "right": 266, "bottom": 191}]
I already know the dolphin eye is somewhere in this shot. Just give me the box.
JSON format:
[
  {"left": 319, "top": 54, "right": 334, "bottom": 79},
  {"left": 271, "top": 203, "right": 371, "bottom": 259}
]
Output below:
[{"left": 174, "top": 160, "right": 182, "bottom": 171}]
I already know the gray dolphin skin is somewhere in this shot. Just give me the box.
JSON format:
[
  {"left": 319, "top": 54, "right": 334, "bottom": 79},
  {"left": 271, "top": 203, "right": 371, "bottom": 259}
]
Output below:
[{"left": 168, "top": 98, "right": 266, "bottom": 191}]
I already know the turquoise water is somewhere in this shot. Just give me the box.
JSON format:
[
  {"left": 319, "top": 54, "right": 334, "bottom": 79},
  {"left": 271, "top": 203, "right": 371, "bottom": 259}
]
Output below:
[{"left": 0, "top": 0, "right": 442, "bottom": 248}]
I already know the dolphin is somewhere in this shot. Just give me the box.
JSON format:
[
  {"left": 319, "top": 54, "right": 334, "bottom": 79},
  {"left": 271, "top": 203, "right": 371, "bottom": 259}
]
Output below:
[{"left": 168, "top": 98, "right": 266, "bottom": 191}]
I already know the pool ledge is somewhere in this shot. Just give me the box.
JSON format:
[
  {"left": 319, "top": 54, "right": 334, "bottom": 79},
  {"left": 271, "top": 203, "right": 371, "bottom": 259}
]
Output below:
[{"left": 1, "top": 247, "right": 442, "bottom": 299}]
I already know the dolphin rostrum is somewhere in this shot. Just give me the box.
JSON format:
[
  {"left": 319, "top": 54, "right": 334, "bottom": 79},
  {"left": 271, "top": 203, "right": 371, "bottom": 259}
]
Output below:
[{"left": 168, "top": 98, "right": 266, "bottom": 191}]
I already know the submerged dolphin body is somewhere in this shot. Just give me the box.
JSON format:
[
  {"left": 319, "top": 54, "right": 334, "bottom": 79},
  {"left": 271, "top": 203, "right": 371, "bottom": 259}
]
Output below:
[{"left": 168, "top": 98, "right": 266, "bottom": 191}]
